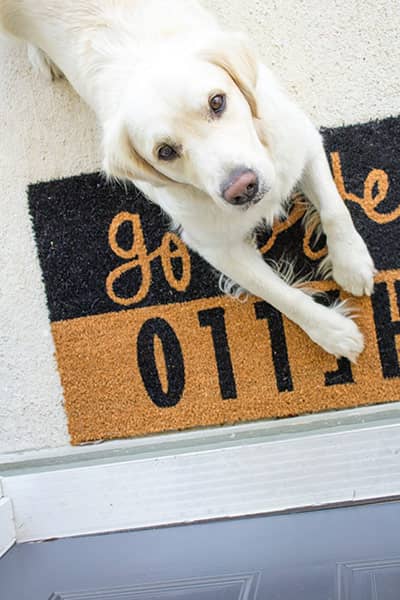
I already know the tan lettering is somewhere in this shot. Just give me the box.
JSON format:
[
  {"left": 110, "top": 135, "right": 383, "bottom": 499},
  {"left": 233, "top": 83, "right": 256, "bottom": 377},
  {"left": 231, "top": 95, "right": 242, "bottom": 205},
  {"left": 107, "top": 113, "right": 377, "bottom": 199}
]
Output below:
[{"left": 106, "top": 212, "right": 191, "bottom": 306}]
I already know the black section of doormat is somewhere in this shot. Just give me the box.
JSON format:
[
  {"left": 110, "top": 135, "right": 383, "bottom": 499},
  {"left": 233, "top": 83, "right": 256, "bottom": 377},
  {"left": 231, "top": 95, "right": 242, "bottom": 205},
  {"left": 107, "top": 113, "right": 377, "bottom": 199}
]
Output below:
[{"left": 29, "top": 115, "right": 400, "bottom": 323}]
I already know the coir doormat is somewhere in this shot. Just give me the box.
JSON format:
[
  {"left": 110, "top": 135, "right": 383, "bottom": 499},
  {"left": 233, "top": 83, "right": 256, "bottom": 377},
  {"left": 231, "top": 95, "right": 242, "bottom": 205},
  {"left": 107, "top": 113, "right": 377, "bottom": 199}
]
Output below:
[{"left": 29, "top": 116, "right": 400, "bottom": 444}]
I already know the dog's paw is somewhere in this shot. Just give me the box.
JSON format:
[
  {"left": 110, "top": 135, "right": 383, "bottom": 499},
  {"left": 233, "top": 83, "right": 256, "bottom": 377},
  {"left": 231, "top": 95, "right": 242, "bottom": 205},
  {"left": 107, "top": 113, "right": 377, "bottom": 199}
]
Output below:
[
  {"left": 307, "top": 305, "right": 364, "bottom": 363},
  {"left": 325, "top": 234, "right": 376, "bottom": 297}
]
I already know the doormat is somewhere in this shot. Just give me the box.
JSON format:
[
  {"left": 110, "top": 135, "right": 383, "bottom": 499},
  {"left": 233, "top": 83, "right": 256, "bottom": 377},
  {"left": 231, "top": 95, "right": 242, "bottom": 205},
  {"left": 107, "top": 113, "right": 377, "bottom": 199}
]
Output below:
[{"left": 29, "top": 116, "right": 400, "bottom": 444}]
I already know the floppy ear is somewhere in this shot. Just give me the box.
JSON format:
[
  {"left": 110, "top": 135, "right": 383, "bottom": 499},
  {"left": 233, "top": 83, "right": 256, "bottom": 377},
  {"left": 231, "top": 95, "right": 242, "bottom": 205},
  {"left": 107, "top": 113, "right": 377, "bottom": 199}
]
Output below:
[
  {"left": 200, "top": 32, "right": 259, "bottom": 118},
  {"left": 102, "top": 116, "right": 170, "bottom": 186}
]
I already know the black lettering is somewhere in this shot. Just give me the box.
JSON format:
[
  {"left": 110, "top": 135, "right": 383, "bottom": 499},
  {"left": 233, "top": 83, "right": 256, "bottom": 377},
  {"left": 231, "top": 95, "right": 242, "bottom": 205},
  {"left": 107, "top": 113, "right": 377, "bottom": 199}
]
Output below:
[
  {"left": 198, "top": 307, "right": 237, "bottom": 400},
  {"left": 315, "top": 291, "right": 354, "bottom": 386},
  {"left": 254, "top": 301, "right": 293, "bottom": 392},
  {"left": 325, "top": 357, "right": 354, "bottom": 386},
  {"left": 137, "top": 318, "right": 185, "bottom": 407},
  {"left": 371, "top": 281, "right": 400, "bottom": 378}
]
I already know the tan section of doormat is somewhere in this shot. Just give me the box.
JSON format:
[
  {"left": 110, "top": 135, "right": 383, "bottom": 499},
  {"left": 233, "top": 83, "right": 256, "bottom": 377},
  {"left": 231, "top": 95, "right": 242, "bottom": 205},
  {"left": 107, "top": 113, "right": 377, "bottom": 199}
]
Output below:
[
  {"left": 52, "top": 273, "right": 398, "bottom": 444},
  {"left": 29, "top": 116, "right": 400, "bottom": 444}
]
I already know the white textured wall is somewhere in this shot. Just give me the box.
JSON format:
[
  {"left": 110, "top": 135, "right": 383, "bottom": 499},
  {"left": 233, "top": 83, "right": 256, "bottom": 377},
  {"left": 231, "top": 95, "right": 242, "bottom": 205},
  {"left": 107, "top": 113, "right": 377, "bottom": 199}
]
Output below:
[
  {"left": 204, "top": 0, "right": 400, "bottom": 126},
  {"left": 0, "top": 0, "right": 399, "bottom": 453}
]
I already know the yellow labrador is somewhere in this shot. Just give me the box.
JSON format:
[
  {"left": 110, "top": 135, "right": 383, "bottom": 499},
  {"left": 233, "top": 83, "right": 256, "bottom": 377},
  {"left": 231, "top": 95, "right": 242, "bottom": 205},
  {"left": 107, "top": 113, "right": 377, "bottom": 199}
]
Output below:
[{"left": 1, "top": 0, "right": 375, "bottom": 360}]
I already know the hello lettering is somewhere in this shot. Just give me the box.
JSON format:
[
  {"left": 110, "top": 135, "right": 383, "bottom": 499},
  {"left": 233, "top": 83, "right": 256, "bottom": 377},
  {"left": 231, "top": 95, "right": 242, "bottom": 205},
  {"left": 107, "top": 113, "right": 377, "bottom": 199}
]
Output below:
[{"left": 107, "top": 152, "right": 399, "bottom": 304}]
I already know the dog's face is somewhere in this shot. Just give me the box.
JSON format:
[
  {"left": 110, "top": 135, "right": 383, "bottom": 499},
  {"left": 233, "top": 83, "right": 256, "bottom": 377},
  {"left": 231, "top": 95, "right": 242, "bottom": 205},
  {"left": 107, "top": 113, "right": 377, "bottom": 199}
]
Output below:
[{"left": 103, "top": 34, "right": 275, "bottom": 211}]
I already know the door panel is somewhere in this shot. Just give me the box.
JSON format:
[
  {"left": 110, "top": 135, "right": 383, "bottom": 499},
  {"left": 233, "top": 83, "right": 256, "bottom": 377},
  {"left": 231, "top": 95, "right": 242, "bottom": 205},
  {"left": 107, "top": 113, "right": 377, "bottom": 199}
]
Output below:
[
  {"left": 1, "top": 502, "right": 399, "bottom": 600},
  {"left": 338, "top": 558, "right": 400, "bottom": 600},
  {"left": 49, "top": 574, "right": 259, "bottom": 600}
]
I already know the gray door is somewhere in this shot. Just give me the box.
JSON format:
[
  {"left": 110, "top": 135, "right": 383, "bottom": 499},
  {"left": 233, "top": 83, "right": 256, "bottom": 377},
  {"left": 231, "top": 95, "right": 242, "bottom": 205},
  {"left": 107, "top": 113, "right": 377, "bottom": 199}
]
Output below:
[{"left": 1, "top": 501, "right": 400, "bottom": 599}]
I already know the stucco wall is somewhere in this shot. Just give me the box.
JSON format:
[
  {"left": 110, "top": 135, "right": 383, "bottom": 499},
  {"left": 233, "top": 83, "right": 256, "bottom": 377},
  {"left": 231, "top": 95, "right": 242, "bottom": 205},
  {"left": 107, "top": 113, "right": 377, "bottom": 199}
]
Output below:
[{"left": 0, "top": 0, "right": 399, "bottom": 453}]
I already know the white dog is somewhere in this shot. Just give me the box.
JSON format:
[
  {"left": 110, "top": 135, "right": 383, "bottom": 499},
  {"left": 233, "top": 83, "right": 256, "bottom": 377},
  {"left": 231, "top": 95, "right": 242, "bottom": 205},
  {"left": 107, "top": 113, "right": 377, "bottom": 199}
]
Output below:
[{"left": 1, "top": 0, "right": 375, "bottom": 361}]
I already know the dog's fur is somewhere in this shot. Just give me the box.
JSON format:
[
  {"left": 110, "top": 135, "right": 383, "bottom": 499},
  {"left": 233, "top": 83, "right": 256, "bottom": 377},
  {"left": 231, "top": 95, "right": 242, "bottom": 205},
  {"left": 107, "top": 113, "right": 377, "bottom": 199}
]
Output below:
[{"left": 1, "top": 0, "right": 376, "bottom": 360}]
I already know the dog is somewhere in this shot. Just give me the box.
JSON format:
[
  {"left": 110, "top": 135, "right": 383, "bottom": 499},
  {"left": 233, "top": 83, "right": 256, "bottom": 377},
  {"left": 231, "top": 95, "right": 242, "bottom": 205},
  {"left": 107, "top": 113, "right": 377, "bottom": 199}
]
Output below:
[{"left": 1, "top": 0, "right": 375, "bottom": 361}]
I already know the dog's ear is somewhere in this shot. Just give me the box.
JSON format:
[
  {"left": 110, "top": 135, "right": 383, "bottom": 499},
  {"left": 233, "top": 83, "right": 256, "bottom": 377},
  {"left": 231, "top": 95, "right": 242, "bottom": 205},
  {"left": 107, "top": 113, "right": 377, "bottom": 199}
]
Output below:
[
  {"left": 102, "top": 116, "right": 170, "bottom": 186},
  {"left": 200, "top": 32, "right": 259, "bottom": 118}
]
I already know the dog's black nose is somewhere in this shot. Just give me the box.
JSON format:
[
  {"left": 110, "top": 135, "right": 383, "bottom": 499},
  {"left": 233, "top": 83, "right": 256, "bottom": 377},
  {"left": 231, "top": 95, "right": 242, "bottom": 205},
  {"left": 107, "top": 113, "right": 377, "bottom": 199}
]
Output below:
[{"left": 222, "top": 169, "right": 259, "bottom": 205}]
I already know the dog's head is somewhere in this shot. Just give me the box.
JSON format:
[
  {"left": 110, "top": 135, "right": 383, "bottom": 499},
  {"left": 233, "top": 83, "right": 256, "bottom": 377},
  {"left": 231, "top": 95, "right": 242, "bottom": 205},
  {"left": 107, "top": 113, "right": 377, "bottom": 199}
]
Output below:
[{"left": 102, "top": 32, "right": 275, "bottom": 211}]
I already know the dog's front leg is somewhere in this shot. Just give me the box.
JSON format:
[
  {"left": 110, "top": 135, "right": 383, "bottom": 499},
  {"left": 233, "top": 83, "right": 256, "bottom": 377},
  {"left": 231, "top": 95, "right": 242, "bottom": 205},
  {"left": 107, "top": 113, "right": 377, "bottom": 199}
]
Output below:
[
  {"left": 187, "top": 238, "right": 364, "bottom": 361},
  {"left": 301, "top": 146, "right": 375, "bottom": 296}
]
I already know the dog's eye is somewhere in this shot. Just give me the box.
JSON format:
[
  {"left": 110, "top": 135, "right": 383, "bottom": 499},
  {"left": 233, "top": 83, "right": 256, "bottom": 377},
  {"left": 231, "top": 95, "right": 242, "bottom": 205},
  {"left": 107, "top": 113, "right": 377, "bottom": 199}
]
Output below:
[
  {"left": 158, "top": 145, "right": 178, "bottom": 161},
  {"left": 209, "top": 94, "right": 226, "bottom": 115}
]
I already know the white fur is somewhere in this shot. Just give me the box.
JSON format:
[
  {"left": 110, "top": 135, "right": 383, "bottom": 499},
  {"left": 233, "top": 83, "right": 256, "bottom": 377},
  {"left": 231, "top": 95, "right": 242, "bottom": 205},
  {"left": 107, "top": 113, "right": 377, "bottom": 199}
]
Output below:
[{"left": 1, "top": 0, "right": 375, "bottom": 361}]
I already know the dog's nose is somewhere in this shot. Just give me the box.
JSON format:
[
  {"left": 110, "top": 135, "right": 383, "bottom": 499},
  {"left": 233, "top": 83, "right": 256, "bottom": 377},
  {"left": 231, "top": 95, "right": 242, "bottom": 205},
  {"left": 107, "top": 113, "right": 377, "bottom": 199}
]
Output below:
[{"left": 222, "top": 169, "right": 259, "bottom": 205}]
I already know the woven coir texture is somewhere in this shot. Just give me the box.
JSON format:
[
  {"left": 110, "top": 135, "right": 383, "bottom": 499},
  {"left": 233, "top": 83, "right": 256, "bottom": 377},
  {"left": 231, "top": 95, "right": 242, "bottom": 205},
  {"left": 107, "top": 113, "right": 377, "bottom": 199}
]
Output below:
[{"left": 29, "top": 116, "right": 400, "bottom": 444}]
